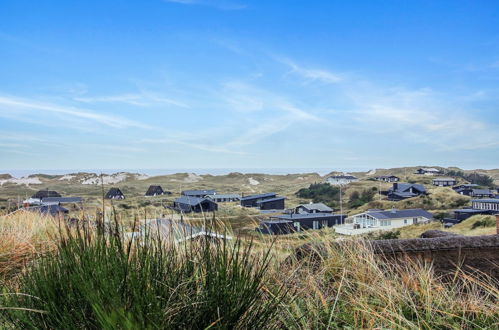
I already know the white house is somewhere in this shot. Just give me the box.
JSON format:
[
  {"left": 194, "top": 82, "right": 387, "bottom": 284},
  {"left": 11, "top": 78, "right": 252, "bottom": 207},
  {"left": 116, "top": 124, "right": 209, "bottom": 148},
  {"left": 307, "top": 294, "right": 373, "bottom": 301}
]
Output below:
[
  {"left": 335, "top": 208, "right": 433, "bottom": 235},
  {"left": 416, "top": 168, "right": 440, "bottom": 176},
  {"left": 327, "top": 175, "right": 358, "bottom": 185}
]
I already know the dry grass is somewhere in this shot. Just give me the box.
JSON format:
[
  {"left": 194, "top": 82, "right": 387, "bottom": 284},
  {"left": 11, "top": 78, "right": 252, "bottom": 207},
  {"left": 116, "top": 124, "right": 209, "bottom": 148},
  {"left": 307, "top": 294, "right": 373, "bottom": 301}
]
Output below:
[
  {"left": 277, "top": 237, "right": 499, "bottom": 329},
  {"left": 0, "top": 212, "right": 60, "bottom": 284},
  {"left": 1, "top": 211, "right": 498, "bottom": 328}
]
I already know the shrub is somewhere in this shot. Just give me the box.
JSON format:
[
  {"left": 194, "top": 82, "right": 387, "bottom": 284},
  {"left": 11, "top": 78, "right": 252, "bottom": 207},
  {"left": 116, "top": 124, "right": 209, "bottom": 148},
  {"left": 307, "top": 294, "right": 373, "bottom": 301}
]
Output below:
[
  {"left": 1, "top": 223, "right": 285, "bottom": 328},
  {"left": 471, "top": 218, "right": 496, "bottom": 230},
  {"left": 295, "top": 183, "right": 340, "bottom": 204}
]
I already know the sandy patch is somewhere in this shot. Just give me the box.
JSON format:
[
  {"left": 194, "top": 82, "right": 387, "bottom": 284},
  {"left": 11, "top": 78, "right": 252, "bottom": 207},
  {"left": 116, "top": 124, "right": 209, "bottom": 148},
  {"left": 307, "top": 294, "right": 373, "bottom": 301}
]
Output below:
[
  {"left": 59, "top": 174, "right": 76, "bottom": 181},
  {"left": 0, "top": 176, "right": 43, "bottom": 186},
  {"left": 248, "top": 178, "right": 260, "bottom": 185}
]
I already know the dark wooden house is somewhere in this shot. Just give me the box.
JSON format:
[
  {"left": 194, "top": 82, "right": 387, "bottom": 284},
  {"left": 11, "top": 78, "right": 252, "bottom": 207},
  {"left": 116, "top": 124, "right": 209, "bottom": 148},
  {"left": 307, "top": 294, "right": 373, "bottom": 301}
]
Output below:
[
  {"left": 256, "top": 197, "right": 285, "bottom": 210},
  {"left": 32, "top": 190, "right": 61, "bottom": 199},
  {"left": 145, "top": 185, "right": 167, "bottom": 197},
  {"left": 387, "top": 183, "right": 426, "bottom": 201},
  {"left": 173, "top": 196, "right": 218, "bottom": 213},
  {"left": 204, "top": 194, "right": 241, "bottom": 202},
  {"left": 240, "top": 193, "right": 277, "bottom": 207},
  {"left": 105, "top": 188, "right": 125, "bottom": 200},
  {"left": 257, "top": 213, "right": 346, "bottom": 235},
  {"left": 295, "top": 203, "right": 333, "bottom": 214}
]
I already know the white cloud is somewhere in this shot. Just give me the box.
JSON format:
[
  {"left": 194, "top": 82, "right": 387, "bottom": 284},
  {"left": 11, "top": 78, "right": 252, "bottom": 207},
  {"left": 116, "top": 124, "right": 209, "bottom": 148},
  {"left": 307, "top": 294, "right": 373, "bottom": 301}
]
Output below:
[
  {"left": 0, "top": 95, "right": 151, "bottom": 129},
  {"left": 282, "top": 59, "right": 342, "bottom": 84},
  {"left": 74, "top": 92, "right": 189, "bottom": 108}
]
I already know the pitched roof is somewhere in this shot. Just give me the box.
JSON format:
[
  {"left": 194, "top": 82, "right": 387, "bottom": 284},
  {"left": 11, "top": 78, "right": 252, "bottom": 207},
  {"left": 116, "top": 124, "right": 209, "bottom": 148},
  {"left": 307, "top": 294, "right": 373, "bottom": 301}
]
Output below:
[
  {"left": 297, "top": 203, "right": 332, "bottom": 212},
  {"left": 32, "top": 190, "right": 61, "bottom": 199},
  {"left": 391, "top": 183, "right": 426, "bottom": 193},
  {"left": 174, "top": 196, "right": 211, "bottom": 206},
  {"left": 145, "top": 185, "right": 164, "bottom": 196},
  {"left": 255, "top": 196, "right": 286, "bottom": 204},
  {"left": 181, "top": 189, "right": 216, "bottom": 196},
  {"left": 240, "top": 192, "right": 276, "bottom": 201},
  {"left": 362, "top": 208, "right": 433, "bottom": 220},
  {"left": 105, "top": 188, "right": 124, "bottom": 198}
]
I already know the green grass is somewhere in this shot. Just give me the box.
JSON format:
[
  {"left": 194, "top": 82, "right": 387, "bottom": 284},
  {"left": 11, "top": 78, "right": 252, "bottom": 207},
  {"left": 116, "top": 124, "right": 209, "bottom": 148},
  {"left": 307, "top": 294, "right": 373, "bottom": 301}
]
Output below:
[{"left": 0, "top": 221, "right": 286, "bottom": 329}]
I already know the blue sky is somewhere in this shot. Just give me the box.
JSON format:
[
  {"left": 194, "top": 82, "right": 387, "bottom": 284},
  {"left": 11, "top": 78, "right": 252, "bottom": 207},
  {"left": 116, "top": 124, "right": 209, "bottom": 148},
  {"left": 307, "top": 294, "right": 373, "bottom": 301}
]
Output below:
[{"left": 1, "top": 0, "right": 499, "bottom": 171}]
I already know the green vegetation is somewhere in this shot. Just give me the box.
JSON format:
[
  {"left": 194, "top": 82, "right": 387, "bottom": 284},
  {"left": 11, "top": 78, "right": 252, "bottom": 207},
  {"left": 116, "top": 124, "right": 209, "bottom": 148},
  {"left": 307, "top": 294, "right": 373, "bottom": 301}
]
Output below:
[
  {"left": 471, "top": 217, "right": 496, "bottom": 230},
  {"left": 295, "top": 183, "right": 339, "bottom": 206},
  {"left": 446, "top": 170, "right": 495, "bottom": 187},
  {"left": 1, "top": 223, "right": 284, "bottom": 329},
  {"left": 348, "top": 188, "right": 376, "bottom": 208},
  {"left": 1, "top": 212, "right": 498, "bottom": 329}
]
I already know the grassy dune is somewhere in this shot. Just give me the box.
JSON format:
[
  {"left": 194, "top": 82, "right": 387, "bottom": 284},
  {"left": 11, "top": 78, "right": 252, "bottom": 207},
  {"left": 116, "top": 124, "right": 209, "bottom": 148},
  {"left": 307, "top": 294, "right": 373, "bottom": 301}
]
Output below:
[{"left": 0, "top": 212, "right": 498, "bottom": 329}]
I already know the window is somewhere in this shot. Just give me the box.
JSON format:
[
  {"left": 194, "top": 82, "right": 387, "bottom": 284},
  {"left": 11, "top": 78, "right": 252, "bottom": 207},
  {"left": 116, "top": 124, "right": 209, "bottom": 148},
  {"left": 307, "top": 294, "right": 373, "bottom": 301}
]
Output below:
[
  {"left": 313, "top": 221, "right": 319, "bottom": 230},
  {"left": 404, "top": 219, "right": 408, "bottom": 224},
  {"left": 294, "top": 222, "right": 301, "bottom": 232},
  {"left": 322, "top": 220, "right": 328, "bottom": 228},
  {"left": 413, "top": 218, "right": 418, "bottom": 224}
]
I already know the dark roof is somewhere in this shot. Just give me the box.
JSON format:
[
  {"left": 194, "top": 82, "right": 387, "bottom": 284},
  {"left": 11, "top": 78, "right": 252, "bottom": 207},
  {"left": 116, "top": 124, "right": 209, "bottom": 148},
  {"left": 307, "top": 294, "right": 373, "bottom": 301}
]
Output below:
[
  {"left": 471, "top": 189, "right": 493, "bottom": 195},
  {"left": 454, "top": 209, "right": 487, "bottom": 214},
  {"left": 261, "top": 219, "right": 293, "bottom": 224},
  {"left": 375, "top": 175, "right": 399, "bottom": 179},
  {"left": 32, "top": 190, "right": 61, "bottom": 199},
  {"left": 28, "top": 204, "right": 69, "bottom": 216},
  {"left": 472, "top": 199, "right": 499, "bottom": 203},
  {"left": 240, "top": 193, "right": 276, "bottom": 201},
  {"left": 275, "top": 213, "right": 343, "bottom": 220},
  {"left": 145, "top": 185, "right": 164, "bottom": 196},
  {"left": 297, "top": 203, "right": 332, "bottom": 212},
  {"left": 454, "top": 184, "right": 479, "bottom": 188},
  {"left": 256, "top": 197, "right": 286, "bottom": 204},
  {"left": 391, "top": 183, "right": 426, "bottom": 193},
  {"left": 364, "top": 208, "right": 433, "bottom": 220},
  {"left": 42, "top": 197, "right": 83, "bottom": 204},
  {"left": 105, "top": 188, "right": 124, "bottom": 198},
  {"left": 174, "top": 196, "right": 211, "bottom": 206},
  {"left": 182, "top": 189, "right": 216, "bottom": 196},
  {"left": 205, "top": 194, "right": 241, "bottom": 199}
]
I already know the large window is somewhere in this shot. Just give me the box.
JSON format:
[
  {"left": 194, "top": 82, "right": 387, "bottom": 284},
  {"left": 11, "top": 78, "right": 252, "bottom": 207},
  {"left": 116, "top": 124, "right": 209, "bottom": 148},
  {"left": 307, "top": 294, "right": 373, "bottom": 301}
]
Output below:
[
  {"left": 313, "top": 221, "right": 319, "bottom": 230},
  {"left": 294, "top": 222, "right": 301, "bottom": 232}
]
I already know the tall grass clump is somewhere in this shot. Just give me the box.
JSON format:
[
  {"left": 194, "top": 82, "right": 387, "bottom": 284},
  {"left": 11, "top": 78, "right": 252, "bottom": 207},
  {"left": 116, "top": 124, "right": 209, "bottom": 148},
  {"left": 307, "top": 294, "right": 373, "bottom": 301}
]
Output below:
[
  {"left": 1, "top": 221, "right": 285, "bottom": 329},
  {"left": 279, "top": 238, "right": 499, "bottom": 329},
  {"left": 0, "top": 212, "right": 60, "bottom": 283}
]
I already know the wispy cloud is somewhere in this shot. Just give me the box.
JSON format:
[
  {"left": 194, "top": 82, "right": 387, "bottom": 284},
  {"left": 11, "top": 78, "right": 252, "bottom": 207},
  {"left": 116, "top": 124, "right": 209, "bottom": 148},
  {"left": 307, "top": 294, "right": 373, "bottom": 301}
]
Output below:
[
  {"left": 74, "top": 92, "right": 189, "bottom": 108},
  {"left": 163, "top": 0, "right": 246, "bottom": 10},
  {"left": 281, "top": 59, "right": 342, "bottom": 84},
  {"left": 0, "top": 95, "right": 151, "bottom": 129},
  {"left": 346, "top": 86, "right": 499, "bottom": 151}
]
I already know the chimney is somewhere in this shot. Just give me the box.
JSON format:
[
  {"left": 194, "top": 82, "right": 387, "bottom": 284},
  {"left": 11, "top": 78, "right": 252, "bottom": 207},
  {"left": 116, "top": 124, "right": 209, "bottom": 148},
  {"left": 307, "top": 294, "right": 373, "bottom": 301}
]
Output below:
[{"left": 496, "top": 214, "right": 499, "bottom": 235}]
